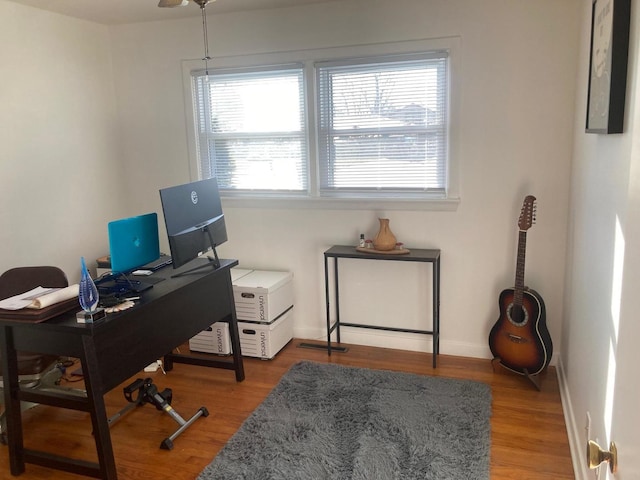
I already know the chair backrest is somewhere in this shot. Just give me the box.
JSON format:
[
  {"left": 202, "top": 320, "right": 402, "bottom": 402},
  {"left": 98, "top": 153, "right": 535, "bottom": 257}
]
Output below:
[
  {"left": 0, "top": 266, "right": 69, "bottom": 301},
  {"left": 0, "top": 266, "right": 69, "bottom": 376}
]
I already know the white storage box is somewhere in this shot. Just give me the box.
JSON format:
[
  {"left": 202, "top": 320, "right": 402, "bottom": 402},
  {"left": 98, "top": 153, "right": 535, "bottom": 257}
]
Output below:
[
  {"left": 238, "top": 308, "right": 294, "bottom": 359},
  {"left": 233, "top": 270, "right": 293, "bottom": 322},
  {"left": 189, "top": 268, "right": 293, "bottom": 357},
  {"left": 189, "top": 322, "right": 232, "bottom": 355}
]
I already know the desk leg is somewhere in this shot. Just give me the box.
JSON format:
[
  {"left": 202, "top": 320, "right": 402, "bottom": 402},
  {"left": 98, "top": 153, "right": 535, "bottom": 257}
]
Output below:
[
  {"left": 0, "top": 326, "right": 25, "bottom": 475},
  {"left": 163, "top": 273, "right": 245, "bottom": 382},
  {"left": 225, "top": 276, "right": 245, "bottom": 382},
  {"left": 325, "top": 256, "right": 343, "bottom": 356},
  {"left": 432, "top": 257, "right": 441, "bottom": 368},
  {"left": 324, "top": 255, "right": 332, "bottom": 356},
  {"left": 228, "top": 317, "right": 244, "bottom": 382},
  {"left": 80, "top": 336, "right": 118, "bottom": 480},
  {"left": 334, "top": 258, "right": 341, "bottom": 345}
]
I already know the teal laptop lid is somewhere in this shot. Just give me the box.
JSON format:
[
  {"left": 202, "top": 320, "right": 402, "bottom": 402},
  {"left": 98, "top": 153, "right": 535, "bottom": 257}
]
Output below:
[{"left": 108, "top": 213, "right": 160, "bottom": 274}]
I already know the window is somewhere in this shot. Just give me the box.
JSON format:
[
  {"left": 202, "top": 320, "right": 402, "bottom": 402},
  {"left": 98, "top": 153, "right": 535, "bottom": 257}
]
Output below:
[
  {"left": 192, "top": 65, "right": 307, "bottom": 195},
  {"left": 188, "top": 39, "right": 456, "bottom": 206},
  {"left": 317, "top": 53, "right": 449, "bottom": 198}
]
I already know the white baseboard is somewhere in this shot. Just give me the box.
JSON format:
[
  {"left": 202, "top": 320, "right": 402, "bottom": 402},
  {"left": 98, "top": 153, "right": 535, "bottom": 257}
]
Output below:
[
  {"left": 294, "top": 327, "right": 563, "bottom": 366},
  {"left": 556, "top": 357, "right": 585, "bottom": 480},
  {"left": 294, "top": 326, "right": 492, "bottom": 358}
]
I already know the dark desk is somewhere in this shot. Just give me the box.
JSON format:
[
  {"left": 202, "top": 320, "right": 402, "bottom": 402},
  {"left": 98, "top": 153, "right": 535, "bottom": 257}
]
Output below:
[
  {"left": 0, "top": 258, "right": 244, "bottom": 479},
  {"left": 324, "top": 245, "right": 441, "bottom": 367}
]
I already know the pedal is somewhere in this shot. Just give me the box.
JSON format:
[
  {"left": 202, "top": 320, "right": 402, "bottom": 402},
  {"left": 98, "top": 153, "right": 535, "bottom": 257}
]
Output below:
[{"left": 123, "top": 378, "right": 145, "bottom": 403}]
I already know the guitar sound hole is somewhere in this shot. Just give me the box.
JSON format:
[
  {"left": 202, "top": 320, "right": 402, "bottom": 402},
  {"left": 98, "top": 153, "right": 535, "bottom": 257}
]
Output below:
[{"left": 507, "top": 303, "right": 528, "bottom": 326}]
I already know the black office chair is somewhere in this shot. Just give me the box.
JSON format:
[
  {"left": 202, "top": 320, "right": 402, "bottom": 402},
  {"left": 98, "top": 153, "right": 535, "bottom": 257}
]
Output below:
[{"left": 0, "top": 266, "right": 81, "bottom": 442}]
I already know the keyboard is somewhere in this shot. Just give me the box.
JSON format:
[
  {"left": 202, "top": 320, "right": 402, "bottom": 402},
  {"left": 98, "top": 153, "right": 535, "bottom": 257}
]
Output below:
[
  {"left": 144, "top": 255, "right": 173, "bottom": 272},
  {"left": 97, "top": 277, "right": 153, "bottom": 296}
]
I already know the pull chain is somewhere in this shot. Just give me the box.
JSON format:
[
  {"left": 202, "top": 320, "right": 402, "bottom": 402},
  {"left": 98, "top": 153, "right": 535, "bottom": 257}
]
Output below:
[{"left": 201, "top": 3, "right": 211, "bottom": 74}]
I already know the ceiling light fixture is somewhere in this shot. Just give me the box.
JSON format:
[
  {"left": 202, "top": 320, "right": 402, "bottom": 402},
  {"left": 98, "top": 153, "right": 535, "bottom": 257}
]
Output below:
[
  {"left": 158, "top": 0, "right": 216, "bottom": 74},
  {"left": 159, "top": 0, "right": 216, "bottom": 165},
  {"left": 158, "top": 0, "right": 189, "bottom": 6}
]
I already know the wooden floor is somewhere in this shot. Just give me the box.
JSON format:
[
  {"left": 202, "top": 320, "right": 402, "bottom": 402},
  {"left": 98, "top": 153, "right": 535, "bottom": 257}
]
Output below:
[{"left": 0, "top": 340, "right": 575, "bottom": 479}]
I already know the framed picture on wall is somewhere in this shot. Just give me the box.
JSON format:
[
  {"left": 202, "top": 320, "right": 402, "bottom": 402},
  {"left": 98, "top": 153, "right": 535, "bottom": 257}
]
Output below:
[{"left": 585, "top": 0, "right": 631, "bottom": 134}]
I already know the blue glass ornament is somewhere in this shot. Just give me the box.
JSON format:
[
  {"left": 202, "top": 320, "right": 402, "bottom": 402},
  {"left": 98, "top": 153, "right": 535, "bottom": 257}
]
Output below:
[{"left": 79, "top": 257, "right": 99, "bottom": 313}]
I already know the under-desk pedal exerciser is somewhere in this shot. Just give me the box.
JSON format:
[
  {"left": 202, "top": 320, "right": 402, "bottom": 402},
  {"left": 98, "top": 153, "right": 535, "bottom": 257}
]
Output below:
[{"left": 108, "top": 377, "right": 208, "bottom": 450}]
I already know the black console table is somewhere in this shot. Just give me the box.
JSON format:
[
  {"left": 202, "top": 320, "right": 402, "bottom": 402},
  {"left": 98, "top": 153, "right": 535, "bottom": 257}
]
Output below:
[
  {"left": 0, "top": 258, "right": 244, "bottom": 479},
  {"left": 324, "top": 245, "right": 441, "bottom": 367}
]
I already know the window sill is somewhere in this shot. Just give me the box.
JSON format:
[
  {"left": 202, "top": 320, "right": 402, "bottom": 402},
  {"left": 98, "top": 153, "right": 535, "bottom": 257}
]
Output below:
[{"left": 221, "top": 195, "right": 460, "bottom": 211}]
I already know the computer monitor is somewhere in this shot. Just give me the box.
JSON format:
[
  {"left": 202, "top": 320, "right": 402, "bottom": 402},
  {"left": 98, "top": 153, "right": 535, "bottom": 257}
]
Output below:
[
  {"left": 108, "top": 212, "right": 161, "bottom": 274},
  {"left": 159, "top": 177, "right": 227, "bottom": 276}
]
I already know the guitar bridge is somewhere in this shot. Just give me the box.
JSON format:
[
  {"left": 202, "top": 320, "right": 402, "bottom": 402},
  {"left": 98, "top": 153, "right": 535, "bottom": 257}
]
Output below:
[{"left": 507, "top": 333, "right": 528, "bottom": 344}]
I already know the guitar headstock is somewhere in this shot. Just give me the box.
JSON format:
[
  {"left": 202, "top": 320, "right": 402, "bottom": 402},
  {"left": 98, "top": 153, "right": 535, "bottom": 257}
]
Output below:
[{"left": 518, "top": 195, "right": 537, "bottom": 231}]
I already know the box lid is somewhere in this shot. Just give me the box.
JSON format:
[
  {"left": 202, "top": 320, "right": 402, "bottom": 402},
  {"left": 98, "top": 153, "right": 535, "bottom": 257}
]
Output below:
[
  {"left": 233, "top": 270, "right": 292, "bottom": 292},
  {"left": 231, "top": 268, "right": 253, "bottom": 282}
]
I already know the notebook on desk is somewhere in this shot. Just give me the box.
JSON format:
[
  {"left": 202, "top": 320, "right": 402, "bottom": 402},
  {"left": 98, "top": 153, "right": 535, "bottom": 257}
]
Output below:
[
  {"left": 99, "top": 213, "right": 162, "bottom": 298},
  {"left": 108, "top": 213, "right": 160, "bottom": 275},
  {"left": 143, "top": 254, "right": 172, "bottom": 271}
]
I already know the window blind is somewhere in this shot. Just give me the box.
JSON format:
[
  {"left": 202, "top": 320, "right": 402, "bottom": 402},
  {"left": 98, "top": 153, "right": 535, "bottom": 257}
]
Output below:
[
  {"left": 192, "top": 65, "right": 308, "bottom": 194},
  {"left": 316, "top": 53, "right": 449, "bottom": 198}
]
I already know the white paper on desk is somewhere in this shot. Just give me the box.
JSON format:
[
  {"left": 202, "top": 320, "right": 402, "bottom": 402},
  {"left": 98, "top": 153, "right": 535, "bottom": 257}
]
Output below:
[{"left": 0, "top": 284, "right": 79, "bottom": 310}]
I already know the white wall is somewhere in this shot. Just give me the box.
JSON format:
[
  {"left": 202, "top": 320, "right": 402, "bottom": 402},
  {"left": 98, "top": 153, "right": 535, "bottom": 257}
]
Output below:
[
  {"left": 0, "top": 0, "right": 583, "bottom": 359},
  {"left": 561, "top": 1, "right": 640, "bottom": 478},
  {"left": 110, "top": 0, "right": 581, "bottom": 356},
  {"left": 11, "top": 0, "right": 633, "bottom": 475},
  {"left": 0, "top": 1, "right": 125, "bottom": 282}
]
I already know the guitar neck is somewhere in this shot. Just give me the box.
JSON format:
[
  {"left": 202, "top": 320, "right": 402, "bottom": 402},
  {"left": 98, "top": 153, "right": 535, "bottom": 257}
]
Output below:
[{"left": 514, "top": 230, "right": 527, "bottom": 306}]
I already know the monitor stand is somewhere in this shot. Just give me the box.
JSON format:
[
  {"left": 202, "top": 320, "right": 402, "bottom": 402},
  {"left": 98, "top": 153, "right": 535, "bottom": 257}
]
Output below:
[
  {"left": 172, "top": 247, "right": 220, "bottom": 278},
  {"left": 172, "top": 226, "right": 221, "bottom": 278}
]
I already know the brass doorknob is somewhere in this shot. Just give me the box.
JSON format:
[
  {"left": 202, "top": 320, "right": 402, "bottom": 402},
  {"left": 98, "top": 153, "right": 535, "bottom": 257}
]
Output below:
[{"left": 587, "top": 440, "right": 617, "bottom": 473}]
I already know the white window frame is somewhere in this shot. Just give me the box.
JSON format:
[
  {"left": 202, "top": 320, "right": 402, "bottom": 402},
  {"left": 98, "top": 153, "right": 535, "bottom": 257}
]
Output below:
[
  {"left": 182, "top": 37, "right": 461, "bottom": 211},
  {"left": 191, "top": 64, "right": 308, "bottom": 195}
]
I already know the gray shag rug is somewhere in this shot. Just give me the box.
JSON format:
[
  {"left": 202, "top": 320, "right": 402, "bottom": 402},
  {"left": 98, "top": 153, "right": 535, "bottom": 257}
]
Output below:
[{"left": 198, "top": 361, "right": 492, "bottom": 480}]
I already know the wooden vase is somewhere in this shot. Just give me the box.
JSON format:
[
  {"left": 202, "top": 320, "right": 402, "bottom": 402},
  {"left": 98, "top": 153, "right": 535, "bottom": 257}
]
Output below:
[{"left": 373, "top": 218, "right": 397, "bottom": 251}]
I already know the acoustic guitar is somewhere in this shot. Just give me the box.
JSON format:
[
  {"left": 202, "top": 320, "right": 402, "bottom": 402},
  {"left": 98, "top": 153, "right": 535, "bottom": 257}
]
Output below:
[{"left": 489, "top": 195, "right": 552, "bottom": 377}]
